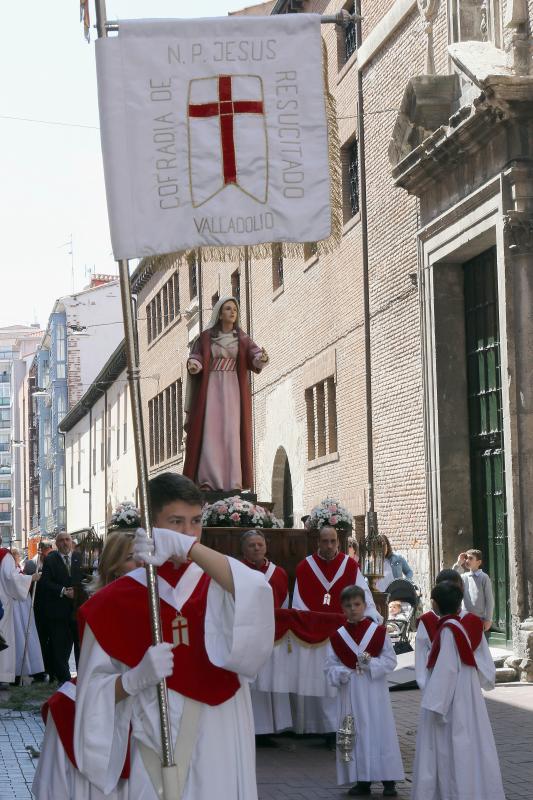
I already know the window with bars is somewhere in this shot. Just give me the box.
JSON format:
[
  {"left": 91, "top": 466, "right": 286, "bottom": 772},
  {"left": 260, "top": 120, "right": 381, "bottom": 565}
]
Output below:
[
  {"left": 231, "top": 269, "right": 241, "bottom": 305},
  {"left": 188, "top": 252, "right": 198, "bottom": 300},
  {"left": 116, "top": 396, "right": 121, "bottom": 459},
  {"left": 345, "top": 1, "right": 358, "bottom": 62},
  {"left": 148, "top": 379, "right": 184, "bottom": 467},
  {"left": 305, "top": 376, "right": 338, "bottom": 462},
  {"left": 272, "top": 244, "right": 284, "bottom": 291},
  {"left": 146, "top": 272, "right": 180, "bottom": 344},
  {"left": 342, "top": 140, "right": 360, "bottom": 222}
]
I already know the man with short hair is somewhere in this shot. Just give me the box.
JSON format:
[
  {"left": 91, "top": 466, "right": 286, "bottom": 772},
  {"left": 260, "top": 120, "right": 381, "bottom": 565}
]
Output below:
[
  {"left": 40, "top": 532, "right": 82, "bottom": 684},
  {"left": 31, "top": 540, "right": 54, "bottom": 681}
]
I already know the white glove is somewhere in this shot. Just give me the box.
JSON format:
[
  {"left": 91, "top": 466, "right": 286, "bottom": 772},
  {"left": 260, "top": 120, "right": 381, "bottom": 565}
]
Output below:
[
  {"left": 134, "top": 527, "right": 197, "bottom": 566},
  {"left": 339, "top": 669, "right": 352, "bottom": 684},
  {"left": 121, "top": 643, "right": 174, "bottom": 696}
]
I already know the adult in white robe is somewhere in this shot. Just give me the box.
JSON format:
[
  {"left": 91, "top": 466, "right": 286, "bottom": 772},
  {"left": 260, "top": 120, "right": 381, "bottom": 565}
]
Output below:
[
  {"left": 74, "top": 553, "right": 274, "bottom": 800},
  {"left": 241, "top": 529, "right": 293, "bottom": 735},
  {"left": 291, "top": 527, "right": 379, "bottom": 735},
  {"left": 0, "top": 549, "right": 33, "bottom": 683},
  {"left": 13, "top": 588, "right": 44, "bottom": 676},
  {"left": 412, "top": 624, "right": 505, "bottom": 800},
  {"left": 325, "top": 623, "right": 404, "bottom": 787}
]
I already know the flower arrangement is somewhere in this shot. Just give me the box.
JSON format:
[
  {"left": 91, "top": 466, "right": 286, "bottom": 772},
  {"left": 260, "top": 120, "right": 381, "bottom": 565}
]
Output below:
[
  {"left": 108, "top": 501, "right": 141, "bottom": 531},
  {"left": 305, "top": 497, "right": 352, "bottom": 532},
  {"left": 202, "top": 496, "right": 284, "bottom": 529}
]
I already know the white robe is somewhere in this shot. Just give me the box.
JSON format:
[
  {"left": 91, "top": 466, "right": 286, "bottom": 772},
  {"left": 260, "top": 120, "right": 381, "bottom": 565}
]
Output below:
[
  {"left": 412, "top": 627, "right": 505, "bottom": 800},
  {"left": 325, "top": 636, "right": 404, "bottom": 785},
  {"left": 0, "top": 553, "right": 32, "bottom": 682},
  {"left": 74, "top": 558, "right": 274, "bottom": 800},
  {"left": 32, "top": 682, "right": 128, "bottom": 800},
  {"left": 250, "top": 588, "right": 292, "bottom": 735},
  {"left": 13, "top": 589, "right": 44, "bottom": 676},
  {"left": 291, "top": 565, "right": 380, "bottom": 734}
]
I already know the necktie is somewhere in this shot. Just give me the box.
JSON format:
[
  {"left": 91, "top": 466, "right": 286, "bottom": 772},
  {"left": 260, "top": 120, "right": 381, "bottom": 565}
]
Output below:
[{"left": 64, "top": 554, "right": 71, "bottom": 575}]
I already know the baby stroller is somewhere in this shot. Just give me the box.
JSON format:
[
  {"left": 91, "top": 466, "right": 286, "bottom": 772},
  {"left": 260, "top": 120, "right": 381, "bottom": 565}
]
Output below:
[{"left": 386, "top": 579, "right": 421, "bottom": 654}]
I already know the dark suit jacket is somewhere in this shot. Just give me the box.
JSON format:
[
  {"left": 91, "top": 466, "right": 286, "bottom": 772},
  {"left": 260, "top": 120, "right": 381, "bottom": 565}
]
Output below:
[{"left": 40, "top": 550, "right": 83, "bottom": 621}]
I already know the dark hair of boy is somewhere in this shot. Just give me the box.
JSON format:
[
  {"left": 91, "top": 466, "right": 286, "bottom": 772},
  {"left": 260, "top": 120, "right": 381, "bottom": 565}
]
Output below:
[
  {"left": 466, "top": 549, "right": 483, "bottom": 562},
  {"left": 430, "top": 582, "right": 463, "bottom": 616},
  {"left": 436, "top": 568, "right": 464, "bottom": 590},
  {"left": 148, "top": 472, "right": 203, "bottom": 514},
  {"left": 340, "top": 585, "right": 366, "bottom": 604}
]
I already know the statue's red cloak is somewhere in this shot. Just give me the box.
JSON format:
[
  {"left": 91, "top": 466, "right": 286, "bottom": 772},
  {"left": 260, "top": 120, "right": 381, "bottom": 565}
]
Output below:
[{"left": 183, "top": 328, "right": 261, "bottom": 490}]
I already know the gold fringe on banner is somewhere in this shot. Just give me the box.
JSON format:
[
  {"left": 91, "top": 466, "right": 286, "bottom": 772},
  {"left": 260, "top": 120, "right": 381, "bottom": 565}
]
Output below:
[{"left": 145, "top": 36, "right": 341, "bottom": 272}]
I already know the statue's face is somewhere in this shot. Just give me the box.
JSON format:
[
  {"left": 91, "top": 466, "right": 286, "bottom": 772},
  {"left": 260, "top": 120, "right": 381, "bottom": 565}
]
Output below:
[
  {"left": 242, "top": 534, "right": 267, "bottom": 565},
  {"left": 219, "top": 301, "right": 238, "bottom": 327}
]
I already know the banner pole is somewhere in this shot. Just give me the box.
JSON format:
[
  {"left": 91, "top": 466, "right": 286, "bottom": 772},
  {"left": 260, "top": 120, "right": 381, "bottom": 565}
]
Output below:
[
  {"left": 94, "top": 2, "right": 178, "bottom": 793},
  {"left": 103, "top": 10, "right": 362, "bottom": 33}
]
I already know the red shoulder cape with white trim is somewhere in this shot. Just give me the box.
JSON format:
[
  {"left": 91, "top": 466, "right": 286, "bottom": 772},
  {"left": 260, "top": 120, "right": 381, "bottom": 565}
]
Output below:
[
  {"left": 295, "top": 553, "right": 359, "bottom": 613},
  {"left": 243, "top": 559, "right": 288, "bottom": 609},
  {"left": 330, "top": 617, "right": 387, "bottom": 668},
  {"left": 78, "top": 562, "right": 240, "bottom": 706},
  {"left": 427, "top": 614, "right": 482, "bottom": 668}
]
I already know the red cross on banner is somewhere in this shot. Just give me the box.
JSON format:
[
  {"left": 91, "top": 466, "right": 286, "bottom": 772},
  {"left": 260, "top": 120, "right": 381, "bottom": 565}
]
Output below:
[{"left": 187, "top": 75, "right": 268, "bottom": 208}]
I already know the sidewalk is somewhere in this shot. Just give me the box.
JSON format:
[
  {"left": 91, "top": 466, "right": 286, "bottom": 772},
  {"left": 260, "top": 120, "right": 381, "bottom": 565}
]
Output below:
[{"left": 1, "top": 684, "right": 533, "bottom": 798}]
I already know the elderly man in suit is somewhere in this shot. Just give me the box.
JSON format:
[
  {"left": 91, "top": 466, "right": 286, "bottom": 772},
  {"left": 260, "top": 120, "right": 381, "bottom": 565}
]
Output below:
[{"left": 40, "top": 532, "right": 83, "bottom": 684}]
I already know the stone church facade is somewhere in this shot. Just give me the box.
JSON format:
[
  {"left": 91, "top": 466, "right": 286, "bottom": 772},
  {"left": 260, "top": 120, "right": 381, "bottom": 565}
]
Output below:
[{"left": 133, "top": 0, "right": 533, "bottom": 664}]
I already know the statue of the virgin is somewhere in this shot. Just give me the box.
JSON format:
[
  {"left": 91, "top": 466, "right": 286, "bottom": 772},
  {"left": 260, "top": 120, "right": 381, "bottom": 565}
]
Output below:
[{"left": 183, "top": 295, "right": 269, "bottom": 492}]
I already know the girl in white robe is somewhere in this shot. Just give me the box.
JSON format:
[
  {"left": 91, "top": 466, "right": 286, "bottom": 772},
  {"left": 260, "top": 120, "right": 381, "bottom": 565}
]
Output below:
[
  {"left": 412, "top": 582, "right": 505, "bottom": 800},
  {"left": 32, "top": 528, "right": 141, "bottom": 800}
]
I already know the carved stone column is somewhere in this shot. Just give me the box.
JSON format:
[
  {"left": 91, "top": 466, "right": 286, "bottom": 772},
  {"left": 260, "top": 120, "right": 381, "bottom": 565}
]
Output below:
[
  {"left": 417, "top": 0, "right": 440, "bottom": 75},
  {"left": 503, "top": 165, "right": 533, "bottom": 678}
]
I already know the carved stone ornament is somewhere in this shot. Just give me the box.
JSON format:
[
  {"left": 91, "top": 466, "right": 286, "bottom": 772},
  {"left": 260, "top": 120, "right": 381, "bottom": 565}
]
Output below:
[
  {"left": 417, "top": 0, "right": 441, "bottom": 74},
  {"left": 504, "top": 212, "right": 533, "bottom": 254}
]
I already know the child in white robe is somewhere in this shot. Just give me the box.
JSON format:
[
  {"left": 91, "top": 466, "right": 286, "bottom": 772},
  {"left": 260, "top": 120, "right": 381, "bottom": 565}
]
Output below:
[
  {"left": 412, "top": 581, "right": 505, "bottom": 800},
  {"left": 325, "top": 585, "right": 404, "bottom": 797}
]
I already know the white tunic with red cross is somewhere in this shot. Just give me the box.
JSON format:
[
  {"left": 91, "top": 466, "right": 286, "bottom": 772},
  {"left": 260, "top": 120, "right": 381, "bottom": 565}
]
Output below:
[{"left": 73, "top": 557, "right": 274, "bottom": 800}]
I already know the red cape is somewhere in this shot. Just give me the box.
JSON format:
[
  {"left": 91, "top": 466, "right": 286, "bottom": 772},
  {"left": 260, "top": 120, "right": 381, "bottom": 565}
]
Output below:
[
  {"left": 419, "top": 610, "right": 483, "bottom": 650},
  {"left": 42, "top": 680, "right": 131, "bottom": 779},
  {"left": 243, "top": 559, "right": 288, "bottom": 609},
  {"left": 427, "top": 615, "right": 481, "bottom": 668},
  {"left": 0, "top": 548, "right": 11, "bottom": 565},
  {"left": 330, "top": 618, "right": 387, "bottom": 668},
  {"left": 275, "top": 608, "right": 345, "bottom": 644},
  {"left": 78, "top": 563, "right": 240, "bottom": 706},
  {"left": 183, "top": 328, "right": 261, "bottom": 489},
  {"left": 295, "top": 553, "right": 359, "bottom": 613}
]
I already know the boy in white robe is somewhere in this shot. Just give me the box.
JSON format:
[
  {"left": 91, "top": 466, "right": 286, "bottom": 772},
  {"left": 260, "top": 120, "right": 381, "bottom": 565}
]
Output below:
[
  {"left": 0, "top": 548, "right": 39, "bottom": 685},
  {"left": 325, "top": 585, "right": 404, "bottom": 797},
  {"left": 412, "top": 581, "right": 505, "bottom": 800},
  {"left": 74, "top": 473, "right": 275, "bottom": 800}
]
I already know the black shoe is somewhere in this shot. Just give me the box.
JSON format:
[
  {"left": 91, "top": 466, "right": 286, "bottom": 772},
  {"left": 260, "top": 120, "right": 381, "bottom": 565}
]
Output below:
[
  {"left": 348, "top": 783, "right": 371, "bottom": 796},
  {"left": 382, "top": 782, "right": 398, "bottom": 797}
]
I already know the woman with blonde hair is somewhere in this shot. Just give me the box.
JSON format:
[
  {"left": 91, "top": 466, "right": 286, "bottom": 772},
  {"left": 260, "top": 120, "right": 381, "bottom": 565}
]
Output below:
[{"left": 33, "top": 506, "right": 141, "bottom": 800}]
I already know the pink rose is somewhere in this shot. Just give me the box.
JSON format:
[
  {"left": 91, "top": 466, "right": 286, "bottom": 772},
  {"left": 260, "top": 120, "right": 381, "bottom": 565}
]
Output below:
[
  {"left": 328, "top": 505, "right": 337, "bottom": 513},
  {"left": 218, "top": 505, "right": 228, "bottom": 514},
  {"left": 230, "top": 512, "right": 241, "bottom": 522},
  {"left": 329, "top": 515, "right": 338, "bottom": 525}
]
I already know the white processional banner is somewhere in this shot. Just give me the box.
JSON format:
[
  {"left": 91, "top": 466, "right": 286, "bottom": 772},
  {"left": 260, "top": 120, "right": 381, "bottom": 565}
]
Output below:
[{"left": 95, "top": 15, "right": 331, "bottom": 259}]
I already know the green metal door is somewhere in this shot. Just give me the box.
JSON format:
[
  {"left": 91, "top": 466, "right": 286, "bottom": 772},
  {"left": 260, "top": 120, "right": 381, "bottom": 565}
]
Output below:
[{"left": 464, "top": 247, "right": 510, "bottom": 644}]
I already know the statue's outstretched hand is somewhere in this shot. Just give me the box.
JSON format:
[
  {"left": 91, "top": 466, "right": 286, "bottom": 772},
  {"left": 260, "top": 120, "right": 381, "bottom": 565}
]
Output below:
[
  {"left": 187, "top": 359, "right": 202, "bottom": 375},
  {"left": 134, "top": 527, "right": 197, "bottom": 566}
]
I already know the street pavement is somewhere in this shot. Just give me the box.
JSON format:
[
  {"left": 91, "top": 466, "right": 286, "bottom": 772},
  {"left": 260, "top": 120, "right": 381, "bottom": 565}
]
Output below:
[{"left": 1, "top": 684, "right": 533, "bottom": 798}]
